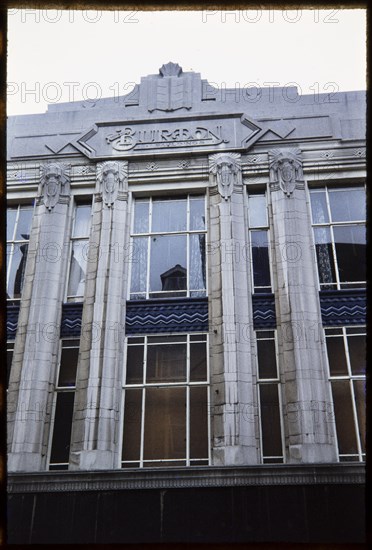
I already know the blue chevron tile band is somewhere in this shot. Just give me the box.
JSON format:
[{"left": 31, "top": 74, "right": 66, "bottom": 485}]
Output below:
[
  {"left": 126, "top": 298, "right": 209, "bottom": 334},
  {"left": 319, "top": 289, "right": 366, "bottom": 326},
  {"left": 61, "top": 303, "right": 84, "bottom": 337},
  {"left": 252, "top": 294, "right": 276, "bottom": 329}
]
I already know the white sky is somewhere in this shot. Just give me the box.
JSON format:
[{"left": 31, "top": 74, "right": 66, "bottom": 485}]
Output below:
[{"left": 7, "top": 8, "right": 366, "bottom": 116}]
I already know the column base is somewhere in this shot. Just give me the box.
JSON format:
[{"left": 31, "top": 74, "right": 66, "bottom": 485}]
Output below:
[
  {"left": 288, "top": 443, "right": 338, "bottom": 463},
  {"left": 8, "top": 452, "right": 44, "bottom": 472},
  {"left": 212, "top": 445, "right": 259, "bottom": 466},
  {"left": 69, "top": 450, "right": 118, "bottom": 470}
]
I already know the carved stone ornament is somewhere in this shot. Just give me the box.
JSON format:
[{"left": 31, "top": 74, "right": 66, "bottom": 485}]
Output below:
[
  {"left": 269, "top": 149, "right": 304, "bottom": 197},
  {"left": 209, "top": 153, "right": 241, "bottom": 200},
  {"left": 96, "top": 161, "right": 128, "bottom": 206},
  {"left": 148, "top": 62, "right": 191, "bottom": 112},
  {"left": 159, "top": 62, "right": 183, "bottom": 77},
  {"left": 40, "top": 163, "right": 70, "bottom": 211}
]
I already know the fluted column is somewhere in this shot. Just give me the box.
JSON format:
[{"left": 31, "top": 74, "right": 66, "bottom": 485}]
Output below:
[
  {"left": 268, "top": 148, "right": 338, "bottom": 463},
  {"left": 8, "top": 163, "right": 71, "bottom": 472},
  {"left": 70, "top": 161, "right": 129, "bottom": 470},
  {"left": 208, "top": 152, "right": 259, "bottom": 465}
]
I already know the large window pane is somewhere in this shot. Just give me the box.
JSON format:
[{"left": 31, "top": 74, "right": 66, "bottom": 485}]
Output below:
[
  {"left": 331, "top": 380, "right": 358, "bottom": 455},
  {"left": 189, "top": 234, "right": 206, "bottom": 291},
  {"left": 333, "top": 225, "right": 366, "bottom": 283},
  {"left": 259, "top": 384, "right": 282, "bottom": 458},
  {"left": 122, "top": 389, "right": 142, "bottom": 462},
  {"left": 347, "top": 335, "right": 366, "bottom": 375},
  {"left": 151, "top": 199, "right": 187, "bottom": 233},
  {"left": 143, "top": 387, "right": 186, "bottom": 460},
  {"left": 7, "top": 243, "right": 28, "bottom": 299},
  {"left": 190, "top": 197, "right": 205, "bottom": 230},
  {"left": 310, "top": 191, "right": 329, "bottom": 224},
  {"left": 67, "top": 241, "right": 88, "bottom": 296},
  {"left": 7, "top": 209, "right": 17, "bottom": 241},
  {"left": 249, "top": 195, "right": 267, "bottom": 227},
  {"left": 15, "top": 208, "right": 33, "bottom": 241},
  {"left": 353, "top": 380, "right": 366, "bottom": 453},
  {"left": 49, "top": 392, "right": 75, "bottom": 464},
  {"left": 190, "top": 343, "right": 207, "bottom": 382},
  {"left": 190, "top": 386, "right": 208, "bottom": 458},
  {"left": 130, "top": 237, "right": 148, "bottom": 295},
  {"left": 251, "top": 230, "right": 271, "bottom": 288},
  {"left": 313, "top": 227, "right": 336, "bottom": 286},
  {"left": 257, "top": 339, "right": 277, "bottom": 379},
  {"left": 133, "top": 200, "right": 149, "bottom": 233},
  {"left": 149, "top": 234, "right": 187, "bottom": 293},
  {"left": 325, "top": 337, "right": 348, "bottom": 376},
  {"left": 126, "top": 345, "right": 144, "bottom": 384},
  {"left": 73, "top": 205, "right": 91, "bottom": 237},
  {"left": 58, "top": 345, "right": 79, "bottom": 387},
  {"left": 146, "top": 343, "right": 186, "bottom": 383},
  {"left": 329, "top": 188, "right": 365, "bottom": 222}
]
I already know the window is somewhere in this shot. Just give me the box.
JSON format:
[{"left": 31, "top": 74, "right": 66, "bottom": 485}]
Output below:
[
  {"left": 67, "top": 203, "right": 92, "bottom": 300},
  {"left": 129, "top": 195, "right": 207, "bottom": 299},
  {"left": 248, "top": 192, "right": 272, "bottom": 293},
  {"left": 310, "top": 186, "right": 366, "bottom": 289},
  {"left": 121, "top": 334, "right": 209, "bottom": 467},
  {"left": 325, "top": 326, "right": 366, "bottom": 462},
  {"left": 7, "top": 341, "right": 15, "bottom": 388},
  {"left": 7, "top": 205, "right": 33, "bottom": 300},
  {"left": 48, "top": 339, "right": 79, "bottom": 470},
  {"left": 256, "top": 330, "right": 284, "bottom": 463}
]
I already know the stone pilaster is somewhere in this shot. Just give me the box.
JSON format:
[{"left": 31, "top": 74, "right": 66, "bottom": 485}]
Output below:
[
  {"left": 208, "top": 153, "right": 259, "bottom": 466},
  {"left": 8, "top": 163, "right": 71, "bottom": 472},
  {"left": 70, "top": 161, "right": 129, "bottom": 470},
  {"left": 268, "top": 148, "right": 338, "bottom": 463}
]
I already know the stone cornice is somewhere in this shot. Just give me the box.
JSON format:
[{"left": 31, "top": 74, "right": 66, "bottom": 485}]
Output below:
[{"left": 7, "top": 464, "right": 365, "bottom": 493}]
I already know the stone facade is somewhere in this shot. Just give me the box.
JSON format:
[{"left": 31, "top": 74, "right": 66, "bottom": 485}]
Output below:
[{"left": 6, "top": 63, "right": 366, "bottom": 543}]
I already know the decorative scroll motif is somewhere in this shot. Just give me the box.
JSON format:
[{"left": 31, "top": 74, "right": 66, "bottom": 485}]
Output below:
[
  {"left": 7, "top": 303, "right": 20, "bottom": 340},
  {"left": 319, "top": 289, "right": 366, "bottom": 326},
  {"left": 96, "top": 161, "right": 128, "bottom": 206},
  {"left": 60, "top": 303, "right": 83, "bottom": 337},
  {"left": 269, "top": 149, "right": 304, "bottom": 197},
  {"left": 126, "top": 298, "right": 208, "bottom": 335},
  {"left": 209, "top": 153, "right": 241, "bottom": 200},
  {"left": 252, "top": 294, "right": 276, "bottom": 329},
  {"left": 39, "top": 163, "right": 70, "bottom": 211}
]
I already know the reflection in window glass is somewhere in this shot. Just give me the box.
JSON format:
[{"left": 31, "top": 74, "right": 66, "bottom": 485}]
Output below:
[
  {"left": 150, "top": 235, "right": 187, "bottom": 294},
  {"left": 251, "top": 231, "right": 271, "bottom": 289},
  {"left": 15, "top": 208, "right": 33, "bottom": 241},
  {"left": 313, "top": 227, "right": 336, "bottom": 287},
  {"left": 49, "top": 392, "right": 75, "bottom": 467},
  {"left": 310, "top": 191, "right": 329, "bottom": 224},
  {"left": 333, "top": 225, "right": 366, "bottom": 283},
  {"left": 67, "top": 241, "right": 88, "bottom": 297},
  {"left": 190, "top": 198, "right": 206, "bottom": 230},
  {"left": 331, "top": 380, "right": 358, "bottom": 455},
  {"left": 133, "top": 201, "right": 149, "bottom": 234},
  {"left": 7, "top": 205, "right": 33, "bottom": 300},
  {"left": 152, "top": 199, "right": 187, "bottom": 233},
  {"left": 73, "top": 205, "right": 91, "bottom": 237},
  {"left": 248, "top": 195, "right": 267, "bottom": 228},
  {"left": 328, "top": 188, "right": 365, "bottom": 222},
  {"left": 146, "top": 344, "right": 187, "bottom": 383}
]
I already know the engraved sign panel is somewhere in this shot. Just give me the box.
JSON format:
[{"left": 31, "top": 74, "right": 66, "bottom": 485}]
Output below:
[{"left": 73, "top": 114, "right": 262, "bottom": 159}]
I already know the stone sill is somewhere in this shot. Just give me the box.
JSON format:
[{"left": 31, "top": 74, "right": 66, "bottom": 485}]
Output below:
[{"left": 8, "top": 463, "right": 365, "bottom": 493}]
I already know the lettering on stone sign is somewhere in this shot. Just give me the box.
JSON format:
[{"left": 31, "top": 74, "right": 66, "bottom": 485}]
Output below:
[{"left": 105, "top": 125, "right": 229, "bottom": 152}]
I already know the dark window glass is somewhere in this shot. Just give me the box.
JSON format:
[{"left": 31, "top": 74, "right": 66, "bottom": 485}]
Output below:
[
  {"left": 259, "top": 384, "right": 282, "bottom": 458},
  {"left": 7, "top": 243, "right": 29, "bottom": 299},
  {"left": 49, "top": 392, "right": 75, "bottom": 464},
  {"left": 143, "top": 387, "right": 186, "bottom": 460},
  {"left": 331, "top": 380, "right": 358, "bottom": 455},
  {"left": 7, "top": 343, "right": 14, "bottom": 387},
  {"left": 257, "top": 339, "right": 277, "bottom": 379},
  {"left": 146, "top": 344, "right": 186, "bottom": 383},
  {"left": 15, "top": 208, "right": 32, "bottom": 241},
  {"left": 326, "top": 337, "right": 348, "bottom": 376},
  {"left": 353, "top": 380, "right": 366, "bottom": 453},
  {"left": 328, "top": 188, "right": 365, "bottom": 222},
  {"left": 333, "top": 225, "right": 366, "bottom": 283},
  {"left": 58, "top": 345, "right": 79, "bottom": 387},
  {"left": 190, "top": 386, "right": 208, "bottom": 458},
  {"left": 126, "top": 345, "right": 144, "bottom": 384},
  {"left": 190, "top": 343, "right": 207, "bottom": 382},
  {"left": 251, "top": 230, "right": 271, "bottom": 288},
  {"left": 348, "top": 335, "right": 366, "bottom": 375},
  {"left": 122, "top": 389, "right": 142, "bottom": 462}
]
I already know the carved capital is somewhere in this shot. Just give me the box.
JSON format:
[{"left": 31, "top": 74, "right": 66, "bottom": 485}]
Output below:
[
  {"left": 39, "top": 163, "right": 70, "bottom": 211},
  {"left": 269, "top": 148, "right": 304, "bottom": 197},
  {"left": 96, "top": 161, "right": 128, "bottom": 206},
  {"left": 209, "top": 153, "right": 241, "bottom": 201}
]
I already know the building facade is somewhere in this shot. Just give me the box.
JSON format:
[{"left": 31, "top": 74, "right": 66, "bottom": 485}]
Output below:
[{"left": 6, "top": 63, "right": 366, "bottom": 543}]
